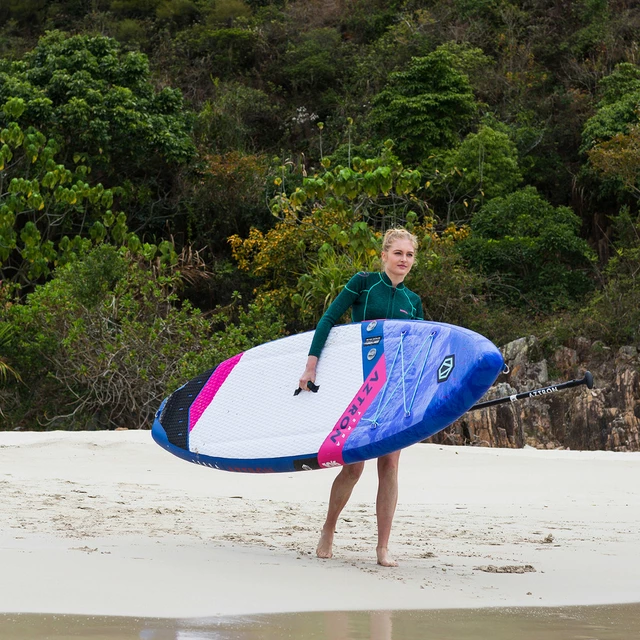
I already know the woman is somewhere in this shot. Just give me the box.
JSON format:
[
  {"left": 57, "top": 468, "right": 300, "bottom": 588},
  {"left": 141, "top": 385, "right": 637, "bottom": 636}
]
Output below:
[{"left": 298, "top": 228, "right": 423, "bottom": 567}]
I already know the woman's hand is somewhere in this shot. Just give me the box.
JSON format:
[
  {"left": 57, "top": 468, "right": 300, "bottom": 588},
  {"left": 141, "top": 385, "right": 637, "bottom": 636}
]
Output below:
[{"left": 298, "top": 356, "right": 319, "bottom": 392}]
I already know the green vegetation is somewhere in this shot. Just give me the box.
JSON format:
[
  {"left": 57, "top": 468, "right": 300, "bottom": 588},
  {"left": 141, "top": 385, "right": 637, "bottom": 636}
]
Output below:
[
  {"left": 368, "top": 46, "right": 479, "bottom": 164},
  {"left": 458, "top": 187, "right": 596, "bottom": 310},
  {"left": 0, "top": 1, "right": 639, "bottom": 430}
]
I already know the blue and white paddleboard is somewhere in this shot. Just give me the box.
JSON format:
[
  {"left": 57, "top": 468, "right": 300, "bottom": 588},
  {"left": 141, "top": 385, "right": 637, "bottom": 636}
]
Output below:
[{"left": 152, "top": 320, "right": 504, "bottom": 473}]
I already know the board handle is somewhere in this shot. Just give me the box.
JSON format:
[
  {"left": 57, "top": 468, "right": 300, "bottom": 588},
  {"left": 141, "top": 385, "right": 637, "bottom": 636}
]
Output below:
[{"left": 294, "top": 381, "right": 320, "bottom": 396}]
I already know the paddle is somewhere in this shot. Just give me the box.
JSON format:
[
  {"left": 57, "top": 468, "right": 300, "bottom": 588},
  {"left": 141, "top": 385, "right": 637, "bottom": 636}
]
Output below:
[{"left": 469, "top": 371, "right": 594, "bottom": 411}]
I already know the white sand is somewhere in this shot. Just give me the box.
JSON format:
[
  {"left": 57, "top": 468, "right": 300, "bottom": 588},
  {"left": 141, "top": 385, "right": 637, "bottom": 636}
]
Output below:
[{"left": 0, "top": 430, "right": 639, "bottom": 618}]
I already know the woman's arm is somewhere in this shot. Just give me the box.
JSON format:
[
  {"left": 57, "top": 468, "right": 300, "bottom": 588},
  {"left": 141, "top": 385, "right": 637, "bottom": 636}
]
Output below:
[
  {"left": 298, "top": 273, "right": 365, "bottom": 391},
  {"left": 298, "top": 355, "right": 319, "bottom": 392},
  {"left": 307, "top": 274, "right": 364, "bottom": 358}
]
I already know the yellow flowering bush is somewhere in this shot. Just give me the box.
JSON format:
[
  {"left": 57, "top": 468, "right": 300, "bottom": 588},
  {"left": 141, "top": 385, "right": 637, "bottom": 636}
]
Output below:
[{"left": 230, "top": 149, "right": 475, "bottom": 331}]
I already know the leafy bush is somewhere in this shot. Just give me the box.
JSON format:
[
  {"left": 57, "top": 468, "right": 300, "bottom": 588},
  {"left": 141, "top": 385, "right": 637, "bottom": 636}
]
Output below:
[
  {"left": 406, "top": 223, "right": 485, "bottom": 326},
  {"left": 194, "top": 81, "right": 281, "bottom": 152},
  {"left": 175, "top": 25, "right": 259, "bottom": 75},
  {"left": 0, "top": 31, "right": 195, "bottom": 181},
  {"left": 350, "top": 10, "right": 433, "bottom": 97},
  {"left": 0, "top": 112, "right": 129, "bottom": 289},
  {"left": 581, "top": 63, "right": 640, "bottom": 157},
  {"left": 0, "top": 322, "right": 20, "bottom": 383},
  {"left": 576, "top": 208, "right": 640, "bottom": 346},
  {"left": 427, "top": 124, "right": 523, "bottom": 223},
  {"left": 338, "top": 0, "right": 401, "bottom": 44},
  {"left": 280, "top": 29, "right": 343, "bottom": 93},
  {"left": 367, "top": 46, "right": 479, "bottom": 163},
  {"left": 3, "top": 244, "right": 285, "bottom": 429},
  {"left": 458, "top": 187, "right": 596, "bottom": 311},
  {"left": 186, "top": 151, "right": 273, "bottom": 253},
  {"left": 203, "top": 0, "right": 252, "bottom": 25},
  {"left": 114, "top": 18, "right": 150, "bottom": 46},
  {"left": 156, "top": 0, "right": 199, "bottom": 25},
  {"left": 588, "top": 116, "right": 640, "bottom": 198}
]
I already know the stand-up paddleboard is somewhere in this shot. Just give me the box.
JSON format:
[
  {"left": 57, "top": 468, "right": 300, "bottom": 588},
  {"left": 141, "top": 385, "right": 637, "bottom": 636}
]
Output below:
[{"left": 152, "top": 320, "right": 504, "bottom": 473}]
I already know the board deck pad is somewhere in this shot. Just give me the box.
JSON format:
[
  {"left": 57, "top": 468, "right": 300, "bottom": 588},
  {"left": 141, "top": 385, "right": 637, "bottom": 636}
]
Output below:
[{"left": 152, "top": 320, "right": 504, "bottom": 473}]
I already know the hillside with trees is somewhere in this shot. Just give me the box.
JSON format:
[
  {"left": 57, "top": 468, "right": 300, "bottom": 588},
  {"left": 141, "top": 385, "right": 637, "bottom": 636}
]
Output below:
[{"left": 0, "top": 0, "right": 639, "bottom": 433}]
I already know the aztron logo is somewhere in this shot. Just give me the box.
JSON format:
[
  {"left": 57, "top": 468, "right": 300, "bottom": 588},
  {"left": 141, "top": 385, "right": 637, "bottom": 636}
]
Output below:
[{"left": 437, "top": 355, "right": 455, "bottom": 383}]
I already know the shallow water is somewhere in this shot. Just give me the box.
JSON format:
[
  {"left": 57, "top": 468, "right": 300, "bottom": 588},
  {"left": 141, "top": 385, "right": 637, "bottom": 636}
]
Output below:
[{"left": 2, "top": 604, "right": 640, "bottom": 640}]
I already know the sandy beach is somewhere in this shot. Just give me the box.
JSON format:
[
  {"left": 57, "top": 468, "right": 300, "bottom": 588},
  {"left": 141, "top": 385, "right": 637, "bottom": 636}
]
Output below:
[{"left": 1, "top": 430, "right": 639, "bottom": 618}]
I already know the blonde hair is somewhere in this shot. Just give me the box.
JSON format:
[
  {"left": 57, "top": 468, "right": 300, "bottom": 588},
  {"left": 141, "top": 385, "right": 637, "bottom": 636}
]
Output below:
[{"left": 382, "top": 228, "right": 419, "bottom": 253}]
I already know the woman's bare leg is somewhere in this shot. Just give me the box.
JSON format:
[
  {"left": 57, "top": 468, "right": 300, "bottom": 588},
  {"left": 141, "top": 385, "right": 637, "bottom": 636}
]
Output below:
[
  {"left": 376, "top": 450, "right": 401, "bottom": 566},
  {"left": 317, "top": 461, "right": 365, "bottom": 558}
]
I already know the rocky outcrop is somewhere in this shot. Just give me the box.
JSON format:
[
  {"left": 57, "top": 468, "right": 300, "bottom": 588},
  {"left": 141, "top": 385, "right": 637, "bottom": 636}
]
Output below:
[{"left": 429, "top": 336, "right": 640, "bottom": 451}]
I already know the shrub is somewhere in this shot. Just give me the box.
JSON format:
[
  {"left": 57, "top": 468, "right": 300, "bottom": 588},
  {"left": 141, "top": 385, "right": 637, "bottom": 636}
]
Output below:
[
  {"left": 4, "top": 244, "right": 285, "bottom": 429},
  {"left": 367, "top": 46, "right": 479, "bottom": 163},
  {"left": 458, "top": 187, "right": 596, "bottom": 311},
  {"left": 194, "top": 81, "right": 281, "bottom": 152},
  {"left": 0, "top": 31, "right": 195, "bottom": 181},
  {"left": 576, "top": 208, "right": 640, "bottom": 347},
  {"left": 186, "top": 152, "right": 272, "bottom": 254}
]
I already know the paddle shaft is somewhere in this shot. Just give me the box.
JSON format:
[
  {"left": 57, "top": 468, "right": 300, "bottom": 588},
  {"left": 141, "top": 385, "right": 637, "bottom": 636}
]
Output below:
[{"left": 469, "top": 371, "right": 594, "bottom": 411}]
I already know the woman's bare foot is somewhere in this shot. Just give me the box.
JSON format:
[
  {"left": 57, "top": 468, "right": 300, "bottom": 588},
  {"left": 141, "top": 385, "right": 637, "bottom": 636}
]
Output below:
[
  {"left": 376, "top": 547, "right": 398, "bottom": 567},
  {"left": 316, "top": 527, "right": 334, "bottom": 559}
]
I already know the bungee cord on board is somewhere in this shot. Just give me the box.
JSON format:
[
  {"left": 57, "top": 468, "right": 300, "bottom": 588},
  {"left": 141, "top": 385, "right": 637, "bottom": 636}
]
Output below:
[{"left": 363, "top": 330, "right": 437, "bottom": 428}]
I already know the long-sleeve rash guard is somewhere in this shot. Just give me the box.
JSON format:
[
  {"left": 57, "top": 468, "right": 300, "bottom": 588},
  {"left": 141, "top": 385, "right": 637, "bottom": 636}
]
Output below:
[{"left": 308, "top": 271, "right": 424, "bottom": 358}]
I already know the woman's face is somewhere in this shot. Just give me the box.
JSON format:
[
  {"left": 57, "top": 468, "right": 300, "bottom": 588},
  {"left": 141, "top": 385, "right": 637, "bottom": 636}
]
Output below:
[{"left": 382, "top": 238, "right": 416, "bottom": 282}]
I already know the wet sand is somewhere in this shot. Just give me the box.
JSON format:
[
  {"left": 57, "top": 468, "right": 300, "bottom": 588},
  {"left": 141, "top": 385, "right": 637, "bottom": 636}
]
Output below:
[{"left": 2, "top": 604, "right": 640, "bottom": 640}]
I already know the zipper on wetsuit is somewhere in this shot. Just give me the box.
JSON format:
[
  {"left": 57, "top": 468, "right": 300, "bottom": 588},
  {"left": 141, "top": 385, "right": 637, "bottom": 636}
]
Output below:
[{"left": 387, "top": 286, "right": 396, "bottom": 317}]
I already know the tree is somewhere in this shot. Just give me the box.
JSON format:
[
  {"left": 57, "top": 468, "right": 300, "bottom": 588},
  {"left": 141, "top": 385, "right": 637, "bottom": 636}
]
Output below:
[
  {"left": 581, "top": 63, "right": 640, "bottom": 154},
  {"left": 194, "top": 81, "right": 281, "bottom": 152},
  {"left": 367, "top": 46, "right": 479, "bottom": 164},
  {"left": 187, "top": 151, "right": 272, "bottom": 254},
  {"left": 430, "top": 124, "right": 523, "bottom": 223},
  {"left": 174, "top": 25, "right": 259, "bottom": 78},
  {"left": 588, "top": 118, "right": 640, "bottom": 198},
  {"left": 279, "top": 28, "right": 343, "bottom": 95},
  {"left": 0, "top": 31, "right": 195, "bottom": 233},
  {"left": 0, "top": 100, "right": 182, "bottom": 292},
  {"left": 0, "top": 107, "right": 115, "bottom": 287},
  {"left": 577, "top": 207, "right": 640, "bottom": 347},
  {"left": 458, "top": 187, "right": 596, "bottom": 310}
]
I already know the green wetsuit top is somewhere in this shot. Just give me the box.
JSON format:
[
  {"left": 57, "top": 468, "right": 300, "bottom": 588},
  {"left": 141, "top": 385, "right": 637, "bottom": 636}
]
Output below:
[{"left": 308, "top": 271, "right": 424, "bottom": 358}]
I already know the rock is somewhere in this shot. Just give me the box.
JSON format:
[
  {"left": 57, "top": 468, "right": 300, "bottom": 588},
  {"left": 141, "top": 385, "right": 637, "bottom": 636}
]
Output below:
[
  {"left": 500, "top": 335, "right": 549, "bottom": 390},
  {"left": 617, "top": 345, "right": 638, "bottom": 362},
  {"left": 428, "top": 336, "right": 640, "bottom": 452},
  {"left": 502, "top": 335, "right": 538, "bottom": 364},
  {"left": 551, "top": 346, "right": 578, "bottom": 378}
]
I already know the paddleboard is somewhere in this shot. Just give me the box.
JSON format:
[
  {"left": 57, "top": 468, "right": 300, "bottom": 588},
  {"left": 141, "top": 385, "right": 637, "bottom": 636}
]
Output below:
[{"left": 152, "top": 319, "right": 504, "bottom": 473}]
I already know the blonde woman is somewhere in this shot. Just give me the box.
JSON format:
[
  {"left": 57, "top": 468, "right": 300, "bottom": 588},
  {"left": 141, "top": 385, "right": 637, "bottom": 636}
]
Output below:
[{"left": 299, "top": 228, "right": 423, "bottom": 566}]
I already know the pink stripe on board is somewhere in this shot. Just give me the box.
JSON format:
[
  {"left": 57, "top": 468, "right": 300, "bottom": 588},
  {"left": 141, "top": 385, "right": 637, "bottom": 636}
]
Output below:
[
  {"left": 317, "top": 355, "right": 387, "bottom": 468},
  {"left": 189, "top": 353, "right": 243, "bottom": 432}
]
